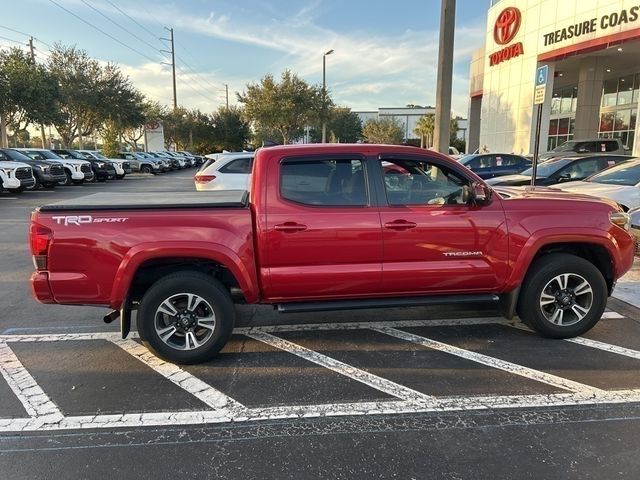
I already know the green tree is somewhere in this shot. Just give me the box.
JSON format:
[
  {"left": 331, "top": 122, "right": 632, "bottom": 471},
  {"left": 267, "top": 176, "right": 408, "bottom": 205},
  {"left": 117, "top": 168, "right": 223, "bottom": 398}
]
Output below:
[
  {"left": 362, "top": 117, "right": 404, "bottom": 144},
  {"left": 0, "top": 47, "right": 61, "bottom": 137},
  {"left": 310, "top": 107, "right": 362, "bottom": 143},
  {"left": 238, "top": 70, "right": 324, "bottom": 144},
  {"left": 414, "top": 113, "right": 435, "bottom": 149},
  {"left": 212, "top": 106, "right": 250, "bottom": 152},
  {"left": 47, "top": 44, "right": 104, "bottom": 147}
]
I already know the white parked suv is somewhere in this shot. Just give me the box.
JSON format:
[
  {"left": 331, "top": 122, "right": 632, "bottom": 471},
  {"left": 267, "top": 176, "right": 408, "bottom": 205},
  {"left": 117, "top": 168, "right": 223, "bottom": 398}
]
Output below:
[
  {"left": 19, "top": 148, "right": 91, "bottom": 185},
  {"left": 0, "top": 160, "right": 35, "bottom": 193},
  {"left": 194, "top": 152, "right": 254, "bottom": 191}
]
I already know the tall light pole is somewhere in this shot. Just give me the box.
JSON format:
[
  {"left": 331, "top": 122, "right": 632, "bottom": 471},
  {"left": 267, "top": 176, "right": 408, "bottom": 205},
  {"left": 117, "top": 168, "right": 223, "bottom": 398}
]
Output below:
[
  {"left": 434, "top": 0, "right": 456, "bottom": 154},
  {"left": 161, "top": 27, "right": 177, "bottom": 111},
  {"left": 322, "top": 49, "right": 334, "bottom": 143}
]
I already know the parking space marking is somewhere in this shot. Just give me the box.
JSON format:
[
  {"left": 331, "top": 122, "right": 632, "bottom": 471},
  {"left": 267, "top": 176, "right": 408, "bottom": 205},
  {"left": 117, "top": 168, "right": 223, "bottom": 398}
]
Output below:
[
  {"left": 372, "top": 327, "right": 605, "bottom": 395},
  {"left": 602, "top": 311, "right": 625, "bottom": 319},
  {"left": 245, "top": 330, "right": 435, "bottom": 403},
  {"left": 0, "top": 343, "right": 63, "bottom": 421},
  {"left": 110, "top": 338, "right": 247, "bottom": 415},
  {"left": 566, "top": 337, "right": 640, "bottom": 361}
]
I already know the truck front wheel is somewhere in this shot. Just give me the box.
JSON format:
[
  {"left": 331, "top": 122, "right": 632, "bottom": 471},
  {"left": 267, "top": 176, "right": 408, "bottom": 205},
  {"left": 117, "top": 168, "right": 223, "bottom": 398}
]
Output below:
[
  {"left": 137, "top": 271, "right": 235, "bottom": 364},
  {"left": 517, "top": 253, "right": 607, "bottom": 338}
]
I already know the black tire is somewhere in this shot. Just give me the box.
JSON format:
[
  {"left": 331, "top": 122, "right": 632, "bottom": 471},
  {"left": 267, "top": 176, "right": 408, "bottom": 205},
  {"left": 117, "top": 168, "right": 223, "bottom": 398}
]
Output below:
[
  {"left": 116, "top": 174, "right": 125, "bottom": 180},
  {"left": 517, "top": 253, "right": 607, "bottom": 338},
  {"left": 72, "top": 179, "right": 84, "bottom": 185},
  {"left": 63, "top": 170, "right": 73, "bottom": 186},
  {"left": 8, "top": 187, "right": 24, "bottom": 194},
  {"left": 42, "top": 182, "right": 56, "bottom": 189},
  {"left": 97, "top": 176, "right": 107, "bottom": 182},
  {"left": 137, "top": 271, "right": 235, "bottom": 364},
  {"left": 141, "top": 165, "right": 152, "bottom": 174}
]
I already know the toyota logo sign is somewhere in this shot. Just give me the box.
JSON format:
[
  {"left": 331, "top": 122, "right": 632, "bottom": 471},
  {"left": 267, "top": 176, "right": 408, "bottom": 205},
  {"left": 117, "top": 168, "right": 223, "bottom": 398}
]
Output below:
[{"left": 494, "top": 7, "right": 521, "bottom": 45}]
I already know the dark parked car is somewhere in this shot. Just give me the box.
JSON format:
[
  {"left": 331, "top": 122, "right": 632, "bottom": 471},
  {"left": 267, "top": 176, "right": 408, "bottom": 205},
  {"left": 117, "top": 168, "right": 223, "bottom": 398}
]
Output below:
[
  {"left": 486, "top": 155, "right": 632, "bottom": 187},
  {"left": 19, "top": 148, "right": 95, "bottom": 184},
  {"left": 53, "top": 149, "right": 116, "bottom": 181},
  {"left": 458, "top": 153, "right": 530, "bottom": 179},
  {"left": 0, "top": 149, "right": 66, "bottom": 189}
]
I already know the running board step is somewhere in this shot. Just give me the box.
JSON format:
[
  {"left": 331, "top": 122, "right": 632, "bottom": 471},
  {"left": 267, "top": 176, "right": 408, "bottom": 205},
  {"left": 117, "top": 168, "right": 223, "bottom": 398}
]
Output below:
[{"left": 276, "top": 294, "right": 499, "bottom": 314}]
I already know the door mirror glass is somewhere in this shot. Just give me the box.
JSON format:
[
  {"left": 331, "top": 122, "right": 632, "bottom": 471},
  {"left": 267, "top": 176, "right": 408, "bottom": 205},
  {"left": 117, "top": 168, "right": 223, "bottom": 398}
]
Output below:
[{"left": 471, "top": 182, "right": 492, "bottom": 205}]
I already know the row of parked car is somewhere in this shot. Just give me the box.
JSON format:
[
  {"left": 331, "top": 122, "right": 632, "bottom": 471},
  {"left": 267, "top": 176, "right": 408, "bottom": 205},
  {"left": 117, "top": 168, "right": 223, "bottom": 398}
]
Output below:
[{"left": 0, "top": 148, "right": 204, "bottom": 193}]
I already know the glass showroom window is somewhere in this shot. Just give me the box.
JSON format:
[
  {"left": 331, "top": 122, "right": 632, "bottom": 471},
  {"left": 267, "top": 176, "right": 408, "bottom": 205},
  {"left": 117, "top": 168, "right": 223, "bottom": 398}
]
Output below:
[
  {"left": 548, "top": 86, "right": 577, "bottom": 150},
  {"left": 599, "top": 73, "right": 639, "bottom": 151}
]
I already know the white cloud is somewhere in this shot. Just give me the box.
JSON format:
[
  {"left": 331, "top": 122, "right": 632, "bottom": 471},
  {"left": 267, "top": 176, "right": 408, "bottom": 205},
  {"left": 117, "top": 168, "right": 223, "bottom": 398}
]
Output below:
[{"left": 56, "top": 0, "right": 486, "bottom": 116}]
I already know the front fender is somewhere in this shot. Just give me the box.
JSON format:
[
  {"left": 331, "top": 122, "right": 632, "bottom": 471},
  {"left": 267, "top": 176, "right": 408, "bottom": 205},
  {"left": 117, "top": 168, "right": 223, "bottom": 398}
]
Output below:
[
  {"left": 109, "top": 241, "right": 259, "bottom": 309},
  {"left": 503, "top": 227, "right": 623, "bottom": 291}
]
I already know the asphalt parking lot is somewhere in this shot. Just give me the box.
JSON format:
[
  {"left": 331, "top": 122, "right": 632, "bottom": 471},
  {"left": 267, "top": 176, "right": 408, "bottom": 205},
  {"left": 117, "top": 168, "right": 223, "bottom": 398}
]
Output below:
[{"left": 2, "top": 173, "right": 640, "bottom": 479}]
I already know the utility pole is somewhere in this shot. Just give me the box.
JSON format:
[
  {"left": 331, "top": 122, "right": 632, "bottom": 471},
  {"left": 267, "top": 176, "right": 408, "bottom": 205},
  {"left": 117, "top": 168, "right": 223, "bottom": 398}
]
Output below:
[
  {"left": 322, "top": 49, "right": 334, "bottom": 143},
  {"left": 224, "top": 84, "right": 229, "bottom": 110},
  {"left": 161, "top": 27, "right": 177, "bottom": 110},
  {"left": 28, "top": 37, "right": 48, "bottom": 149},
  {"left": 434, "top": 0, "right": 456, "bottom": 154}
]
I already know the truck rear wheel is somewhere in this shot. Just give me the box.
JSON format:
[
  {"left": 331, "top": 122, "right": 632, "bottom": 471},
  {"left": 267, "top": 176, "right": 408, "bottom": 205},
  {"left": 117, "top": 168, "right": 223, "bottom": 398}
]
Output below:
[
  {"left": 137, "top": 271, "right": 235, "bottom": 364},
  {"left": 517, "top": 253, "right": 607, "bottom": 338}
]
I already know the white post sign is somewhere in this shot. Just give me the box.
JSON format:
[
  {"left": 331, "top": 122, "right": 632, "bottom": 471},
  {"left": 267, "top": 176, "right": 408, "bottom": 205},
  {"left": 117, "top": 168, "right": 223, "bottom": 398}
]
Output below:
[
  {"left": 144, "top": 121, "right": 165, "bottom": 151},
  {"left": 534, "top": 65, "right": 548, "bottom": 105}
]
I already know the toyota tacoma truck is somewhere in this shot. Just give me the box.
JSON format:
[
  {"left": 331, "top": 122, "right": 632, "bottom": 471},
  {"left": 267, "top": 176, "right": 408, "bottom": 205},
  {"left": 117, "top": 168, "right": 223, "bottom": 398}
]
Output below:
[{"left": 29, "top": 144, "right": 635, "bottom": 364}]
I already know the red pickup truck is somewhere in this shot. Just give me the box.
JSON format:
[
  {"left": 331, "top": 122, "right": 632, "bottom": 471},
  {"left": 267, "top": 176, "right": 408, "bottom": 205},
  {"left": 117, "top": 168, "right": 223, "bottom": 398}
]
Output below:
[{"left": 29, "top": 144, "right": 635, "bottom": 364}]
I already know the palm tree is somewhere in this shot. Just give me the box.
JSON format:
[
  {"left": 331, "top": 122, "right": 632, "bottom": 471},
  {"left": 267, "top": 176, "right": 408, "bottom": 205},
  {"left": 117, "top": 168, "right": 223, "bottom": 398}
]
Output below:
[{"left": 414, "top": 113, "right": 435, "bottom": 149}]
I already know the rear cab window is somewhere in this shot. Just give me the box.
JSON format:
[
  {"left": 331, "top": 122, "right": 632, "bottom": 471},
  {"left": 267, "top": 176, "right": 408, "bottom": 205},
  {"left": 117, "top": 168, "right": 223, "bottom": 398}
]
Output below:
[{"left": 280, "top": 158, "right": 367, "bottom": 206}]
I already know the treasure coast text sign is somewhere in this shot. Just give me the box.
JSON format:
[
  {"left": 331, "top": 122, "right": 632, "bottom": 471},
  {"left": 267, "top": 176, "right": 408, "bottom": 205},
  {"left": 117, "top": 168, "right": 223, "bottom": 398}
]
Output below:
[
  {"left": 490, "top": 7, "right": 524, "bottom": 66},
  {"left": 544, "top": 6, "right": 640, "bottom": 46}
]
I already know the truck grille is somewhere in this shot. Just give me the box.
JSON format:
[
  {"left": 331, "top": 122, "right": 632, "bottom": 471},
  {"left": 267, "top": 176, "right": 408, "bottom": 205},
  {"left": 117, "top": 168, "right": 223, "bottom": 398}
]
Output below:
[
  {"left": 122, "top": 162, "right": 131, "bottom": 170},
  {"left": 15, "top": 167, "right": 32, "bottom": 180},
  {"left": 50, "top": 164, "right": 64, "bottom": 176},
  {"left": 105, "top": 165, "right": 116, "bottom": 173},
  {"left": 80, "top": 164, "right": 91, "bottom": 173}
]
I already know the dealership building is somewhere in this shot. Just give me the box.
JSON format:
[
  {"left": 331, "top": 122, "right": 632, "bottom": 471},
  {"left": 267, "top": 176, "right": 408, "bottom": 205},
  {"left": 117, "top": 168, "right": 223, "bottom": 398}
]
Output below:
[{"left": 468, "top": 0, "right": 640, "bottom": 156}]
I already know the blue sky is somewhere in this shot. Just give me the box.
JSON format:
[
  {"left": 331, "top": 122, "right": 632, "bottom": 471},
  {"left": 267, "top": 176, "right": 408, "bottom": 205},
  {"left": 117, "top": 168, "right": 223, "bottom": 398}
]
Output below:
[{"left": 1, "top": 0, "right": 489, "bottom": 116}]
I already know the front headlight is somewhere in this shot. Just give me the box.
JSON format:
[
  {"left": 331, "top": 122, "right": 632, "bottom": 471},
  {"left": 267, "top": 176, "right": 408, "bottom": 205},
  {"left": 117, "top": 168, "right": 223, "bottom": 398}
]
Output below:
[
  {"left": 610, "top": 212, "right": 631, "bottom": 231},
  {"left": 38, "top": 165, "right": 49, "bottom": 173},
  {"left": 96, "top": 162, "right": 105, "bottom": 168}
]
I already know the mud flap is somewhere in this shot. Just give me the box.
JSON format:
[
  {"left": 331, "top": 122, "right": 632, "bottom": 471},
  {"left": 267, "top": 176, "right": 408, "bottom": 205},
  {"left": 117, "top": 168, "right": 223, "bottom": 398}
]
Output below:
[{"left": 120, "top": 297, "right": 132, "bottom": 339}]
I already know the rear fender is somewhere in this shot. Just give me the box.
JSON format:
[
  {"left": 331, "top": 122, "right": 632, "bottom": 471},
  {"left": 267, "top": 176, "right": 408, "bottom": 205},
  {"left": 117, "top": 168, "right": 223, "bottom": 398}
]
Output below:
[{"left": 109, "top": 241, "right": 259, "bottom": 309}]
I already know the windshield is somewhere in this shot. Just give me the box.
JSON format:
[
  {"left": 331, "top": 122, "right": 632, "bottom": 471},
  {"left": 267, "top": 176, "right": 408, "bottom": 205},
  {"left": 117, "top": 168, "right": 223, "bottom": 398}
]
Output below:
[
  {"left": 521, "top": 158, "right": 571, "bottom": 177},
  {"left": 550, "top": 141, "right": 580, "bottom": 153},
  {"left": 67, "top": 150, "right": 91, "bottom": 159},
  {"left": 84, "top": 151, "right": 108, "bottom": 160},
  {"left": 25, "top": 150, "right": 62, "bottom": 160},
  {"left": 587, "top": 161, "right": 640, "bottom": 186},
  {"left": 4, "top": 149, "right": 34, "bottom": 162}
]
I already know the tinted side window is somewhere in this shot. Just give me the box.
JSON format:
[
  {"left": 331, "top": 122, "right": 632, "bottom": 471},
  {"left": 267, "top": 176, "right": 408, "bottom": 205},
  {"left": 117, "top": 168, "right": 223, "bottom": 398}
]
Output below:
[
  {"left": 562, "top": 158, "right": 601, "bottom": 179},
  {"left": 603, "top": 141, "right": 619, "bottom": 152},
  {"left": 463, "top": 157, "right": 482, "bottom": 169},
  {"left": 380, "top": 158, "right": 470, "bottom": 206},
  {"left": 280, "top": 159, "right": 366, "bottom": 206},
  {"left": 220, "top": 157, "right": 253, "bottom": 174},
  {"left": 0, "top": 151, "right": 7, "bottom": 161}
]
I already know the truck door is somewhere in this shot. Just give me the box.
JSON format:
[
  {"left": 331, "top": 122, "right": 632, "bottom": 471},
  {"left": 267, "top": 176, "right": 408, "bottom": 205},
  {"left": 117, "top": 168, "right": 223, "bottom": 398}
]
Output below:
[
  {"left": 376, "top": 154, "right": 509, "bottom": 294},
  {"left": 261, "top": 155, "right": 383, "bottom": 300}
]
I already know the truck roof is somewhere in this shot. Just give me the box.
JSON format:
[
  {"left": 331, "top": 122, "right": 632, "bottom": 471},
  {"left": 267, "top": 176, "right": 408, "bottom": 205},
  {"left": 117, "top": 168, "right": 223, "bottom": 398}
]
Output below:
[{"left": 259, "top": 143, "right": 442, "bottom": 157}]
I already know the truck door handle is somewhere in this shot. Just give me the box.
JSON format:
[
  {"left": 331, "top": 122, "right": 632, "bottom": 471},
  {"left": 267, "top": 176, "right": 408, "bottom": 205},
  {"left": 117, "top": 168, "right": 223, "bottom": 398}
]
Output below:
[
  {"left": 274, "top": 222, "right": 308, "bottom": 232},
  {"left": 384, "top": 220, "right": 417, "bottom": 231}
]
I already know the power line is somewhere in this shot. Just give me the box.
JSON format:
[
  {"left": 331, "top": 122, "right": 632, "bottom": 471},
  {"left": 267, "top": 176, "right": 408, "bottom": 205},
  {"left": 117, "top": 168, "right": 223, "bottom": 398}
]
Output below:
[
  {"left": 105, "top": 0, "right": 160, "bottom": 43},
  {"left": 0, "top": 25, "right": 52, "bottom": 49},
  {"left": 134, "top": 0, "right": 166, "bottom": 31},
  {"left": 0, "top": 34, "right": 26, "bottom": 47},
  {"left": 47, "top": 0, "right": 160, "bottom": 63},
  {"left": 80, "top": 0, "right": 162, "bottom": 55},
  {"left": 175, "top": 54, "right": 225, "bottom": 95}
]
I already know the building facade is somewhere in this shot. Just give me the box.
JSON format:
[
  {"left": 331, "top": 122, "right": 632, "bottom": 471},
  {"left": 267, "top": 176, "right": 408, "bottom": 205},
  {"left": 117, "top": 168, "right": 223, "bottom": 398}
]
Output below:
[{"left": 469, "top": 0, "right": 640, "bottom": 156}]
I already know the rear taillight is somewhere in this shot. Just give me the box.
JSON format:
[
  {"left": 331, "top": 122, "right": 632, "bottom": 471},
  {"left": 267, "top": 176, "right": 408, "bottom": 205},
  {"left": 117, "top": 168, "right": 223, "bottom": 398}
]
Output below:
[
  {"left": 30, "top": 223, "right": 52, "bottom": 270},
  {"left": 195, "top": 174, "right": 216, "bottom": 184}
]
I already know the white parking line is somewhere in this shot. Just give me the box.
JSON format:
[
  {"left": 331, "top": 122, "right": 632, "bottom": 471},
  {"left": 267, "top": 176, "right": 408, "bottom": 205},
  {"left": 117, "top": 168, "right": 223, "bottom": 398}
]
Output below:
[
  {"left": 566, "top": 337, "right": 640, "bottom": 361},
  {"left": 373, "top": 327, "right": 605, "bottom": 394},
  {"left": 245, "top": 330, "right": 435, "bottom": 403},
  {"left": 0, "top": 342, "right": 63, "bottom": 421},
  {"left": 110, "top": 338, "right": 247, "bottom": 415}
]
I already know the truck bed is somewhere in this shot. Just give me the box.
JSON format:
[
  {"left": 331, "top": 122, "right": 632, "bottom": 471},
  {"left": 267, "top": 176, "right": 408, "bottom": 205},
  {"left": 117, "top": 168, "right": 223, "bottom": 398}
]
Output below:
[{"left": 37, "top": 190, "right": 249, "bottom": 212}]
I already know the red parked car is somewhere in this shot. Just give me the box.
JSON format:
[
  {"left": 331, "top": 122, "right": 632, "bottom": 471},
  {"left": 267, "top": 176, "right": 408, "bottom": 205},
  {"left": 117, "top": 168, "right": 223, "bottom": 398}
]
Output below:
[{"left": 30, "top": 144, "right": 635, "bottom": 364}]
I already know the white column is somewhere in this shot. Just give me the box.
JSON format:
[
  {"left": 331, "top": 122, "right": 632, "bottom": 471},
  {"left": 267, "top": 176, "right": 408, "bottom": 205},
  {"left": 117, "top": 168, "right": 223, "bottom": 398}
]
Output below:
[{"left": 574, "top": 57, "right": 604, "bottom": 140}]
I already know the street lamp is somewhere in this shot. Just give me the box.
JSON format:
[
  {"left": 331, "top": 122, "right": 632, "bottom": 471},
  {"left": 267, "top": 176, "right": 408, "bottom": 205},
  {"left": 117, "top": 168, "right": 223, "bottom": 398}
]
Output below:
[{"left": 322, "top": 49, "right": 334, "bottom": 143}]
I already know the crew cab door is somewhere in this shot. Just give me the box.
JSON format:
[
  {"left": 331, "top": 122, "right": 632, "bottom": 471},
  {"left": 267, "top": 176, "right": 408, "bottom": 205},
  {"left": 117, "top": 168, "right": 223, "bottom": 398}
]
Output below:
[
  {"left": 261, "top": 155, "right": 383, "bottom": 300},
  {"left": 375, "top": 155, "right": 509, "bottom": 294}
]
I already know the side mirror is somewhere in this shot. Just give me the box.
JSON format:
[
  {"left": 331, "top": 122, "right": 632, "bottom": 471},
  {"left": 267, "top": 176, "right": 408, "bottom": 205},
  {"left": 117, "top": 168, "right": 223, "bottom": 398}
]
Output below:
[{"left": 471, "top": 182, "right": 492, "bottom": 206}]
